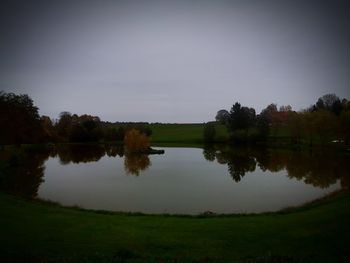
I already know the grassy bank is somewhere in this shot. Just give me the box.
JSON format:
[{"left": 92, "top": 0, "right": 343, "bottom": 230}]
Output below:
[{"left": 0, "top": 191, "right": 349, "bottom": 262}]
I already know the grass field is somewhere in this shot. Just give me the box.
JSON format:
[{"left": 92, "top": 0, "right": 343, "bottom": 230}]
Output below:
[
  {"left": 149, "top": 123, "right": 228, "bottom": 143},
  {"left": 147, "top": 123, "right": 346, "bottom": 149},
  {"left": 0, "top": 191, "right": 349, "bottom": 262}
]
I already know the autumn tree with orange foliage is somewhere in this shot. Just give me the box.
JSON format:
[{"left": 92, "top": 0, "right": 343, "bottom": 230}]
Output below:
[{"left": 124, "top": 128, "right": 150, "bottom": 153}]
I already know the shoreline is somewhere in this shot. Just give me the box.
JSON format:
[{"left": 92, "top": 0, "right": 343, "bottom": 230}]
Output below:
[{"left": 1, "top": 189, "right": 347, "bottom": 218}]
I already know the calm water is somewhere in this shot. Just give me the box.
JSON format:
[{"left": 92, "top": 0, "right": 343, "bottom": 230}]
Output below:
[{"left": 1, "top": 144, "right": 349, "bottom": 214}]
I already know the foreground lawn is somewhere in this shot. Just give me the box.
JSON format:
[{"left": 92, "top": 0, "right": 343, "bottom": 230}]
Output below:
[{"left": 0, "top": 191, "right": 349, "bottom": 262}]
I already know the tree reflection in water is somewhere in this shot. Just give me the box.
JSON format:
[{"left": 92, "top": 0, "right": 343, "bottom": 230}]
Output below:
[
  {"left": 54, "top": 144, "right": 152, "bottom": 176},
  {"left": 203, "top": 146, "right": 256, "bottom": 182},
  {"left": 124, "top": 154, "right": 151, "bottom": 176},
  {"left": 55, "top": 144, "right": 151, "bottom": 176},
  {"left": 216, "top": 150, "right": 255, "bottom": 182},
  {"left": 202, "top": 144, "right": 216, "bottom": 162},
  {"left": 203, "top": 145, "right": 350, "bottom": 188},
  {"left": 54, "top": 144, "right": 124, "bottom": 164},
  {"left": 0, "top": 144, "right": 127, "bottom": 198},
  {"left": 0, "top": 146, "right": 50, "bottom": 198},
  {"left": 0, "top": 144, "right": 349, "bottom": 200}
]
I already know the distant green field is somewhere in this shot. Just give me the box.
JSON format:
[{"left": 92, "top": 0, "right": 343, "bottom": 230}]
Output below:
[
  {"left": 149, "top": 123, "right": 228, "bottom": 143},
  {"left": 144, "top": 123, "right": 341, "bottom": 149}
]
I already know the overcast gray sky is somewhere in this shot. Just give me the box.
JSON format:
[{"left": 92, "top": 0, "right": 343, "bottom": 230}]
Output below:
[{"left": 1, "top": 0, "right": 350, "bottom": 122}]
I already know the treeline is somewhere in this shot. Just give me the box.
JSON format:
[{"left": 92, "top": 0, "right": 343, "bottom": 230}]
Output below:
[
  {"left": 2, "top": 91, "right": 349, "bottom": 146},
  {"left": 0, "top": 91, "right": 151, "bottom": 145},
  {"left": 55, "top": 114, "right": 152, "bottom": 143},
  {"left": 208, "top": 93, "right": 350, "bottom": 145}
]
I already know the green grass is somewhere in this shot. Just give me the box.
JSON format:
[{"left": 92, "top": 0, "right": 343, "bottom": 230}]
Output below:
[
  {"left": 107, "top": 122, "right": 347, "bottom": 150},
  {"left": 149, "top": 123, "right": 228, "bottom": 143},
  {"left": 0, "top": 191, "right": 349, "bottom": 262}
]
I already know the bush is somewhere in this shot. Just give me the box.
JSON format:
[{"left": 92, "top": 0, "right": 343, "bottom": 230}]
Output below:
[{"left": 124, "top": 129, "right": 150, "bottom": 152}]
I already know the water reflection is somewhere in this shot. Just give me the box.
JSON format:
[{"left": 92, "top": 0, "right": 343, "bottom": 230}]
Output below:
[
  {"left": 0, "top": 144, "right": 152, "bottom": 198},
  {"left": 202, "top": 145, "right": 216, "bottom": 161},
  {"left": 54, "top": 144, "right": 151, "bottom": 176},
  {"left": 1, "top": 144, "right": 349, "bottom": 202},
  {"left": 216, "top": 150, "right": 256, "bottom": 182},
  {"left": 52, "top": 144, "right": 124, "bottom": 165},
  {"left": 124, "top": 153, "right": 151, "bottom": 176},
  {"left": 0, "top": 146, "right": 50, "bottom": 198},
  {"left": 202, "top": 145, "right": 350, "bottom": 189}
]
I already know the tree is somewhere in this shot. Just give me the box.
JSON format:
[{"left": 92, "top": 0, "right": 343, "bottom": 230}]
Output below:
[
  {"left": 311, "top": 110, "right": 337, "bottom": 145},
  {"left": 314, "top": 93, "right": 343, "bottom": 115},
  {"left": 227, "top": 102, "right": 256, "bottom": 133},
  {"left": 78, "top": 114, "right": 103, "bottom": 141},
  {"left": 69, "top": 124, "right": 89, "bottom": 142},
  {"left": 262, "top": 103, "right": 278, "bottom": 115},
  {"left": 260, "top": 103, "right": 290, "bottom": 137},
  {"left": 40, "top": 116, "right": 57, "bottom": 141},
  {"left": 259, "top": 103, "right": 277, "bottom": 126},
  {"left": 340, "top": 111, "right": 350, "bottom": 145},
  {"left": 331, "top": 99, "right": 343, "bottom": 116},
  {"left": 0, "top": 91, "right": 43, "bottom": 144},
  {"left": 301, "top": 111, "right": 316, "bottom": 146},
  {"left": 56, "top": 113, "right": 103, "bottom": 142},
  {"left": 215, "top": 109, "right": 230, "bottom": 124},
  {"left": 56, "top": 112, "right": 73, "bottom": 140},
  {"left": 320, "top": 93, "right": 339, "bottom": 109},
  {"left": 203, "top": 123, "right": 216, "bottom": 142},
  {"left": 115, "top": 127, "right": 126, "bottom": 141},
  {"left": 286, "top": 112, "right": 305, "bottom": 144},
  {"left": 315, "top": 98, "right": 325, "bottom": 110},
  {"left": 341, "top": 99, "right": 350, "bottom": 111},
  {"left": 124, "top": 129, "right": 150, "bottom": 153},
  {"left": 104, "top": 127, "right": 125, "bottom": 142},
  {"left": 279, "top": 105, "right": 292, "bottom": 112},
  {"left": 256, "top": 113, "right": 270, "bottom": 139}
]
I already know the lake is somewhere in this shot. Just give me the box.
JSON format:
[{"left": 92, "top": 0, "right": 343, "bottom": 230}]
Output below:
[{"left": 1, "top": 144, "right": 348, "bottom": 214}]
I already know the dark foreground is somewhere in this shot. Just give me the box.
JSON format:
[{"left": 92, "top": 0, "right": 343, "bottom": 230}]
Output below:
[{"left": 0, "top": 191, "right": 349, "bottom": 262}]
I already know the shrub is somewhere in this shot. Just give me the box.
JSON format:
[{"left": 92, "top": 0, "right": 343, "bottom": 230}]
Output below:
[{"left": 124, "top": 129, "right": 150, "bottom": 152}]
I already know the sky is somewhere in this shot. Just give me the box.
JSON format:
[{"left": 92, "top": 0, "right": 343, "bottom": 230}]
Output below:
[{"left": 1, "top": 0, "right": 350, "bottom": 123}]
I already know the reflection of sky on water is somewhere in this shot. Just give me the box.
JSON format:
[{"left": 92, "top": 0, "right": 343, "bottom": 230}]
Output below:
[{"left": 38, "top": 147, "right": 341, "bottom": 214}]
